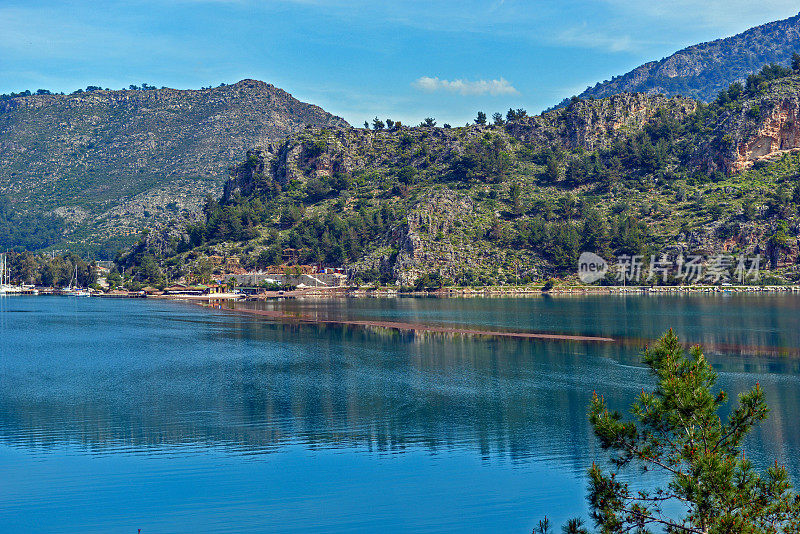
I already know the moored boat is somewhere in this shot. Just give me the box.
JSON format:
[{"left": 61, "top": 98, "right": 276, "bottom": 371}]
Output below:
[{"left": 0, "top": 253, "right": 22, "bottom": 294}]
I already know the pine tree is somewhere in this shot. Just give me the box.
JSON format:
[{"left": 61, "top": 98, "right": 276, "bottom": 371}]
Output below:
[
  {"left": 561, "top": 518, "right": 588, "bottom": 534},
  {"left": 580, "top": 208, "right": 609, "bottom": 257},
  {"left": 546, "top": 155, "right": 562, "bottom": 183},
  {"left": 548, "top": 223, "right": 579, "bottom": 271},
  {"left": 588, "top": 329, "right": 800, "bottom": 533}
]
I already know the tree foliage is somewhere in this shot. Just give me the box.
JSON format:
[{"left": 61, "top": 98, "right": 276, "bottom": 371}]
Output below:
[
  {"left": 0, "top": 194, "right": 64, "bottom": 251},
  {"left": 6, "top": 251, "right": 97, "bottom": 287},
  {"left": 507, "top": 108, "right": 528, "bottom": 121},
  {"left": 588, "top": 329, "right": 800, "bottom": 533},
  {"left": 451, "top": 136, "right": 512, "bottom": 183}
]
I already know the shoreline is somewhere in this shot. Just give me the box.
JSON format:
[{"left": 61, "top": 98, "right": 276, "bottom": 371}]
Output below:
[
  {"left": 351, "top": 284, "right": 800, "bottom": 298},
  {"left": 232, "top": 283, "right": 800, "bottom": 299},
  {"left": 9, "top": 284, "right": 800, "bottom": 301}
]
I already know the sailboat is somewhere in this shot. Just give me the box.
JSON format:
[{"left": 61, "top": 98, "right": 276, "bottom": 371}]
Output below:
[
  {"left": 0, "top": 253, "right": 21, "bottom": 295},
  {"left": 63, "top": 265, "right": 91, "bottom": 297},
  {"left": 71, "top": 265, "right": 91, "bottom": 297}
]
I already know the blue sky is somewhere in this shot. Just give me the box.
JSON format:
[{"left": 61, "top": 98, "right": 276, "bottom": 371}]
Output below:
[{"left": 2, "top": 1, "right": 799, "bottom": 126}]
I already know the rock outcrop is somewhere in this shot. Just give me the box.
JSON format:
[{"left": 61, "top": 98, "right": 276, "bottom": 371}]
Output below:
[
  {"left": 690, "top": 77, "right": 800, "bottom": 172},
  {"left": 733, "top": 98, "right": 800, "bottom": 171},
  {"left": 513, "top": 93, "right": 696, "bottom": 150},
  {"left": 352, "top": 190, "right": 542, "bottom": 285}
]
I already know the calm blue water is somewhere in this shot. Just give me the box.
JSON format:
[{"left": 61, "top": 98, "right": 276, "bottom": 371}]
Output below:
[{"left": 2, "top": 294, "right": 800, "bottom": 533}]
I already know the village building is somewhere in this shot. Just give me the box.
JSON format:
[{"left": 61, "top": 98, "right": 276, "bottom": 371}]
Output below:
[{"left": 226, "top": 271, "right": 348, "bottom": 288}]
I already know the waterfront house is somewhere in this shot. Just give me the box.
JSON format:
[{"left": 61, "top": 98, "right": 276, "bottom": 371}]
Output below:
[{"left": 204, "top": 283, "right": 226, "bottom": 295}]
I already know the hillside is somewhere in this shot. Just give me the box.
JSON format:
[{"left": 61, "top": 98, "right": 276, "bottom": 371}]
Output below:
[
  {"left": 115, "top": 66, "right": 800, "bottom": 287},
  {"left": 568, "top": 12, "right": 800, "bottom": 104},
  {"left": 0, "top": 80, "right": 348, "bottom": 256}
]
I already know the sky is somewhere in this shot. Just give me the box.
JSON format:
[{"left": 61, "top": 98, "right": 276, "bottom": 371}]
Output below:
[{"left": 2, "top": 1, "right": 799, "bottom": 126}]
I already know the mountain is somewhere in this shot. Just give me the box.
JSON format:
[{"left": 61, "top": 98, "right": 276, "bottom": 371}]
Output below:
[
  {"left": 115, "top": 67, "right": 800, "bottom": 287},
  {"left": 570, "top": 12, "right": 800, "bottom": 104},
  {"left": 0, "top": 80, "right": 348, "bottom": 256}
]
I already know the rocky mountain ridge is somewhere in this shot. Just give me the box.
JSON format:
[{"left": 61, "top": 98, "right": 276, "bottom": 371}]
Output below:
[
  {"left": 227, "top": 93, "right": 697, "bottom": 197},
  {"left": 570, "top": 12, "right": 800, "bottom": 104},
  {"left": 0, "top": 79, "right": 348, "bottom": 256}
]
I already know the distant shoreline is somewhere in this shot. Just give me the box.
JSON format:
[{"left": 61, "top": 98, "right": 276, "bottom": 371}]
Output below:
[
  {"left": 98, "top": 283, "right": 800, "bottom": 300},
  {"left": 223, "top": 284, "right": 800, "bottom": 299},
  {"left": 9, "top": 284, "right": 800, "bottom": 301}
]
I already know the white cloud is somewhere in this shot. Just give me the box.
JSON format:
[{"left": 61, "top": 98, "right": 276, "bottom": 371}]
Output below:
[{"left": 412, "top": 76, "right": 519, "bottom": 96}]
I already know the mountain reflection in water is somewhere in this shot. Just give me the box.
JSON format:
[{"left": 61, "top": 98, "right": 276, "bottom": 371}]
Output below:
[{"left": 2, "top": 296, "right": 800, "bottom": 465}]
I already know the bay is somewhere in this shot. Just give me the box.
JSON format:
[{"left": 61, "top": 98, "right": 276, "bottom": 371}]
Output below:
[{"left": 1, "top": 294, "right": 799, "bottom": 533}]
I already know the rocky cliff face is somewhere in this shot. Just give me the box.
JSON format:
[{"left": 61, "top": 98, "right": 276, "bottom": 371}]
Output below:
[
  {"left": 694, "top": 77, "right": 800, "bottom": 172},
  {"left": 352, "top": 190, "right": 542, "bottom": 285},
  {"left": 734, "top": 102, "right": 800, "bottom": 171},
  {"left": 731, "top": 98, "right": 800, "bottom": 171},
  {"left": 571, "top": 12, "right": 800, "bottom": 104},
  {"left": 0, "top": 80, "right": 348, "bottom": 254},
  {"left": 513, "top": 93, "right": 696, "bottom": 150}
]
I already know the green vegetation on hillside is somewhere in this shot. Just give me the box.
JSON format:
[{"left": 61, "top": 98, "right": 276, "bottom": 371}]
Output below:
[
  {"left": 116, "top": 67, "right": 800, "bottom": 287},
  {"left": 1, "top": 82, "right": 184, "bottom": 101},
  {"left": 0, "top": 194, "right": 64, "bottom": 251}
]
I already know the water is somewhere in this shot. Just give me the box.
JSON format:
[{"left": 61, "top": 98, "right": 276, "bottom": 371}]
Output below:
[{"left": 1, "top": 294, "right": 800, "bottom": 533}]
